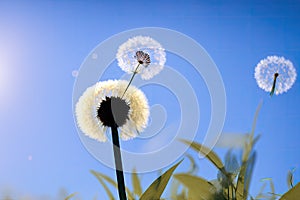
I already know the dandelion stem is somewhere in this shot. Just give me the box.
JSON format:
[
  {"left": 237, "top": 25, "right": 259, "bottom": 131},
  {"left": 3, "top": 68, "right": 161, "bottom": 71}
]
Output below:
[
  {"left": 121, "top": 64, "right": 140, "bottom": 98},
  {"left": 270, "top": 73, "right": 279, "bottom": 97},
  {"left": 111, "top": 125, "right": 127, "bottom": 200}
]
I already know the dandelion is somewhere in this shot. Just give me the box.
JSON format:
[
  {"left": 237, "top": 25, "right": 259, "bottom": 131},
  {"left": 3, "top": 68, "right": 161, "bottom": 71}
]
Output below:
[
  {"left": 254, "top": 55, "right": 297, "bottom": 96},
  {"left": 116, "top": 36, "right": 166, "bottom": 98},
  {"left": 75, "top": 80, "right": 149, "bottom": 200},
  {"left": 76, "top": 80, "right": 149, "bottom": 142},
  {"left": 116, "top": 35, "right": 166, "bottom": 80}
]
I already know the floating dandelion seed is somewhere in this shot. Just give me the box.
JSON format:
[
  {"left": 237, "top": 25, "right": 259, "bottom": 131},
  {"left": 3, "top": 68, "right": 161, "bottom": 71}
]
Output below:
[
  {"left": 72, "top": 70, "right": 79, "bottom": 77},
  {"left": 75, "top": 80, "right": 149, "bottom": 142},
  {"left": 254, "top": 55, "right": 297, "bottom": 96},
  {"left": 116, "top": 35, "right": 166, "bottom": 80}
]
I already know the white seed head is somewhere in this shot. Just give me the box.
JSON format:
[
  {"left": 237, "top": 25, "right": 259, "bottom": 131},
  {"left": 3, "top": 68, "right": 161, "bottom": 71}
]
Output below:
[
  {"left": 254, "top": 55, "right": 297, "bottom": 95},
  {"left": 75, "top": 80, "right": 149, "bottom": 142},
  {"left": 116, "top": 36, "right": 166, "bottom": 80}
]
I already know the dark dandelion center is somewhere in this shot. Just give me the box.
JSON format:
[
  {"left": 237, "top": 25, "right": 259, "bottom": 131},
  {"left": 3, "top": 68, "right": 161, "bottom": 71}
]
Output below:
[
  {"left": 97, "top": 96, "right": 130, "bottom": 128},
  {"left": 135, "top": 50, "right": 151, "bottom": 66}
]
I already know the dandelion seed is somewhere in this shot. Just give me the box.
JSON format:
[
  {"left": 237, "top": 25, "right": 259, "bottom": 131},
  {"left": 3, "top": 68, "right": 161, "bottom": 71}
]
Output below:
[
  {"left": 72, "top": 70, "right": 79, "bottom": 77},
  {"left": 75, "top": 80, "right": 149, "bottom": 142},
  {"left": 254, "top": 55, "right": 297, "bottom": 96},
  {"left": 116, "top": 35, "right": 166, "bottom": 80}
]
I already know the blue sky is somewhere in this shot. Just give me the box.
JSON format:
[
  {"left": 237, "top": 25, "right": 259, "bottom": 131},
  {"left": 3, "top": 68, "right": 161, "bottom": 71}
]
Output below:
[{"left": 0, "top": 0, "right": 300, "bottom": 199}]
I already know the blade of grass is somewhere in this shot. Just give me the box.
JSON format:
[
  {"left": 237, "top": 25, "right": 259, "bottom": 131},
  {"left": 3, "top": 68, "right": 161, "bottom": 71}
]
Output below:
[
  {"left": 236, "top": 154, "right": 250, "bottom": 199},
  {"left": 132, "top": 168, "right": 142, "bottom": 197},
  {"left": 269, "top": 178, "right": 276, "bottom": 200},
  {"left": 250, "top": 100, "right": 263, "bottom": 140},
  {"left": 140, "top": 160, "right": 183, "bottom": 200},
  {"left": 236, "top": 102, "right": 262, "bottom": 200},
  {"left": 180, "top": 139, "right": 225, "bottom": 174},
  {"left": 244, "top": 152, "right": 257, "bottom": 197},
  {"left": 174, "top": 173, "right": 217, "bottom": 200},
  {"left": 65, "top": 193, "right": 77, "bottom": 200},
  {"left": 255, "top": 182, "right": 267, "bottom": 199},
  {"left": 90, "top": 170, "right": 134, "bottom": 200},
  {"left": 170, "top": 178, "right": 180, "bottom": 199},
  {"left": 186, "top": 154, "right": 198, "bottom": 174},
  {"left": 280, "top": 183, "right": 300, "bottom": 200},
  {"left": 91, "top": 171, "right": 115, "bottom": 200},
  {"left": 287, "top": 168, "right": 295, "bottom": 189}
]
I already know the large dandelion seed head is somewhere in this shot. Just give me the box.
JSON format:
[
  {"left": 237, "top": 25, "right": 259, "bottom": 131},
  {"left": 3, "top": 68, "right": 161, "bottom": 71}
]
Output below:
[
  {"left": 75, "top": 80, "right": 149, "bottom": 142},
  {"left": 116, "top": 35, "right": 166, "bottom": 80},
  {"left": 254, "top": 55, "right": 297, "bottom": 95}
]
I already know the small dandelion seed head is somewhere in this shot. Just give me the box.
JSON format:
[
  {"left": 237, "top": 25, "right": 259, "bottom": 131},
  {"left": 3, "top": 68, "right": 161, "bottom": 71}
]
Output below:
[
  {"left": 116, "top": 36, "right": 166, "bottom": 80},
  {"left": 254, "top": 55, "right": 297, "bottom": 95},
  {"left": 75, "top": 80, "right": 149, "bottom": 142},
  {"left": 134, "top": 50, "right": 151, "bottom": 66}
]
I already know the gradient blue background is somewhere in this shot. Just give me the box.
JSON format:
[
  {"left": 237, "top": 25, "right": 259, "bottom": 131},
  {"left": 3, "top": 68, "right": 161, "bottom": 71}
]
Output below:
[{"left": 0, "top": 0, "right": 299, "bottom": 199}]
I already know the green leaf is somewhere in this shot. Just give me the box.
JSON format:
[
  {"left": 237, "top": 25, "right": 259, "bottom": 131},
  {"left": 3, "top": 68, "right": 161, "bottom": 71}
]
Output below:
[
  {"left": 180, "top": 139, "right": 225, "bottom": 174},
  {"left": 250, "top": 100, "right": 263, "bottom": 140},
  {"left": 65, "top": 192, "right": 77, "bottom": 200},
  {"left": 170, "top": 178, "right": 180, "bottom": 199},
  {"left": 255, "top": 182, "right": 267, "bottom": 199},
  {"left": 140, "top": 160, "right": 183, "bottom": 200},
  {"left": 174, "top": 173, "right": 216, "bottom": 200},
  {"left": 186, "top": 154, "right": 198, "bottom": 174},
  {"left": 244, "top": 152, "right": 256, "bottom": 196},
  {"left": 90, "top": 170, "right": 134, "bottom": 200},
  {"left": 287, "top": 168, "right": 296, "bottom": 189},
  {"left": 280, "top": 183, "right": 300, "bottom": 200},
  {"left": 236, "top": 161, "right": 249, "bottom": 200},
  {"left": 91, "top": 170, "right": 115, "bottom": 200},
  {"left": 236, "top": 102, "right": 262, "bottom": 200},
  {"left": 259, "top": 178, "right": 276, "bottom": 200},
  {"left": 132, "top": 168, "right": 142, "bottom": 197}
]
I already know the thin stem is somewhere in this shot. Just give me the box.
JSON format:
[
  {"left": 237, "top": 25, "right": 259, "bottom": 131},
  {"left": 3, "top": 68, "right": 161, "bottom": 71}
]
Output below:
[
  {"left": 270, "top": 73, "right": 279, "bottom": 97},
  {"left": 121, "top": 64, "right": 140, "bottom": 98},
  {"left": 227, "top": 187, "right": 230, "bottom": 200},
  {"left": 111, "top": 126, "right": 127, "bottom": 200},
  {"left": 231, "top": 184, "right": 235, "bottom": 200}
]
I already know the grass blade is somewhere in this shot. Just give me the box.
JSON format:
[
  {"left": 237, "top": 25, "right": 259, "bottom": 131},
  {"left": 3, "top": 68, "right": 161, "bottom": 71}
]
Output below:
[
  {"left": 280, "top": 183, "right": 300, "bottom": 200},
  {"left": 65, "top": 193, "right": 77, "bottom": 200},
  {"left": 174, "top": 173, "right": 216, "bottom": 200},
  {"left": 180, "top": 139, "right": 225, "bottom": 174},
  {"left": 132, "top": 168, "right": 142, "bottom": 197},
  {"left": 91, "top": 170, "right": 115, "bottom": 200},
  {"left": 186, "top": 154, "right": 198, "bottom": 174},
  {"left": 244, "top": 152, "right": 256, "bottom": 196},
  {"left": 255, "top": 182, "right": 267, "bottom": 199},
  {"left": 250, "top": 100, "right": 263, "bottom": 139},
  {"left": 90, "top": 170, "right": 134, "bottom": 200},
  {"left": 236, "top": 102, "right": 262, "bottom": 200},
  {"left": 140, "top": 160, "right": 183, "bottom": 200}
]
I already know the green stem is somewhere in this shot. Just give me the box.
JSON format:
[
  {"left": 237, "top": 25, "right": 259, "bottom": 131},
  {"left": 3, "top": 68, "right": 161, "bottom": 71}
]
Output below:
[
  {"left": 227, "top": 187, "right": 230, "bottom": 200},
  {"left": 111, "top": 126, "right": 127, "bottom": 200},
  {"left": 270, "top": 73, "right": 279, "bottom": 97},
  {"left": 121, "top": 64, "right": 140, "bottom": 98}
]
